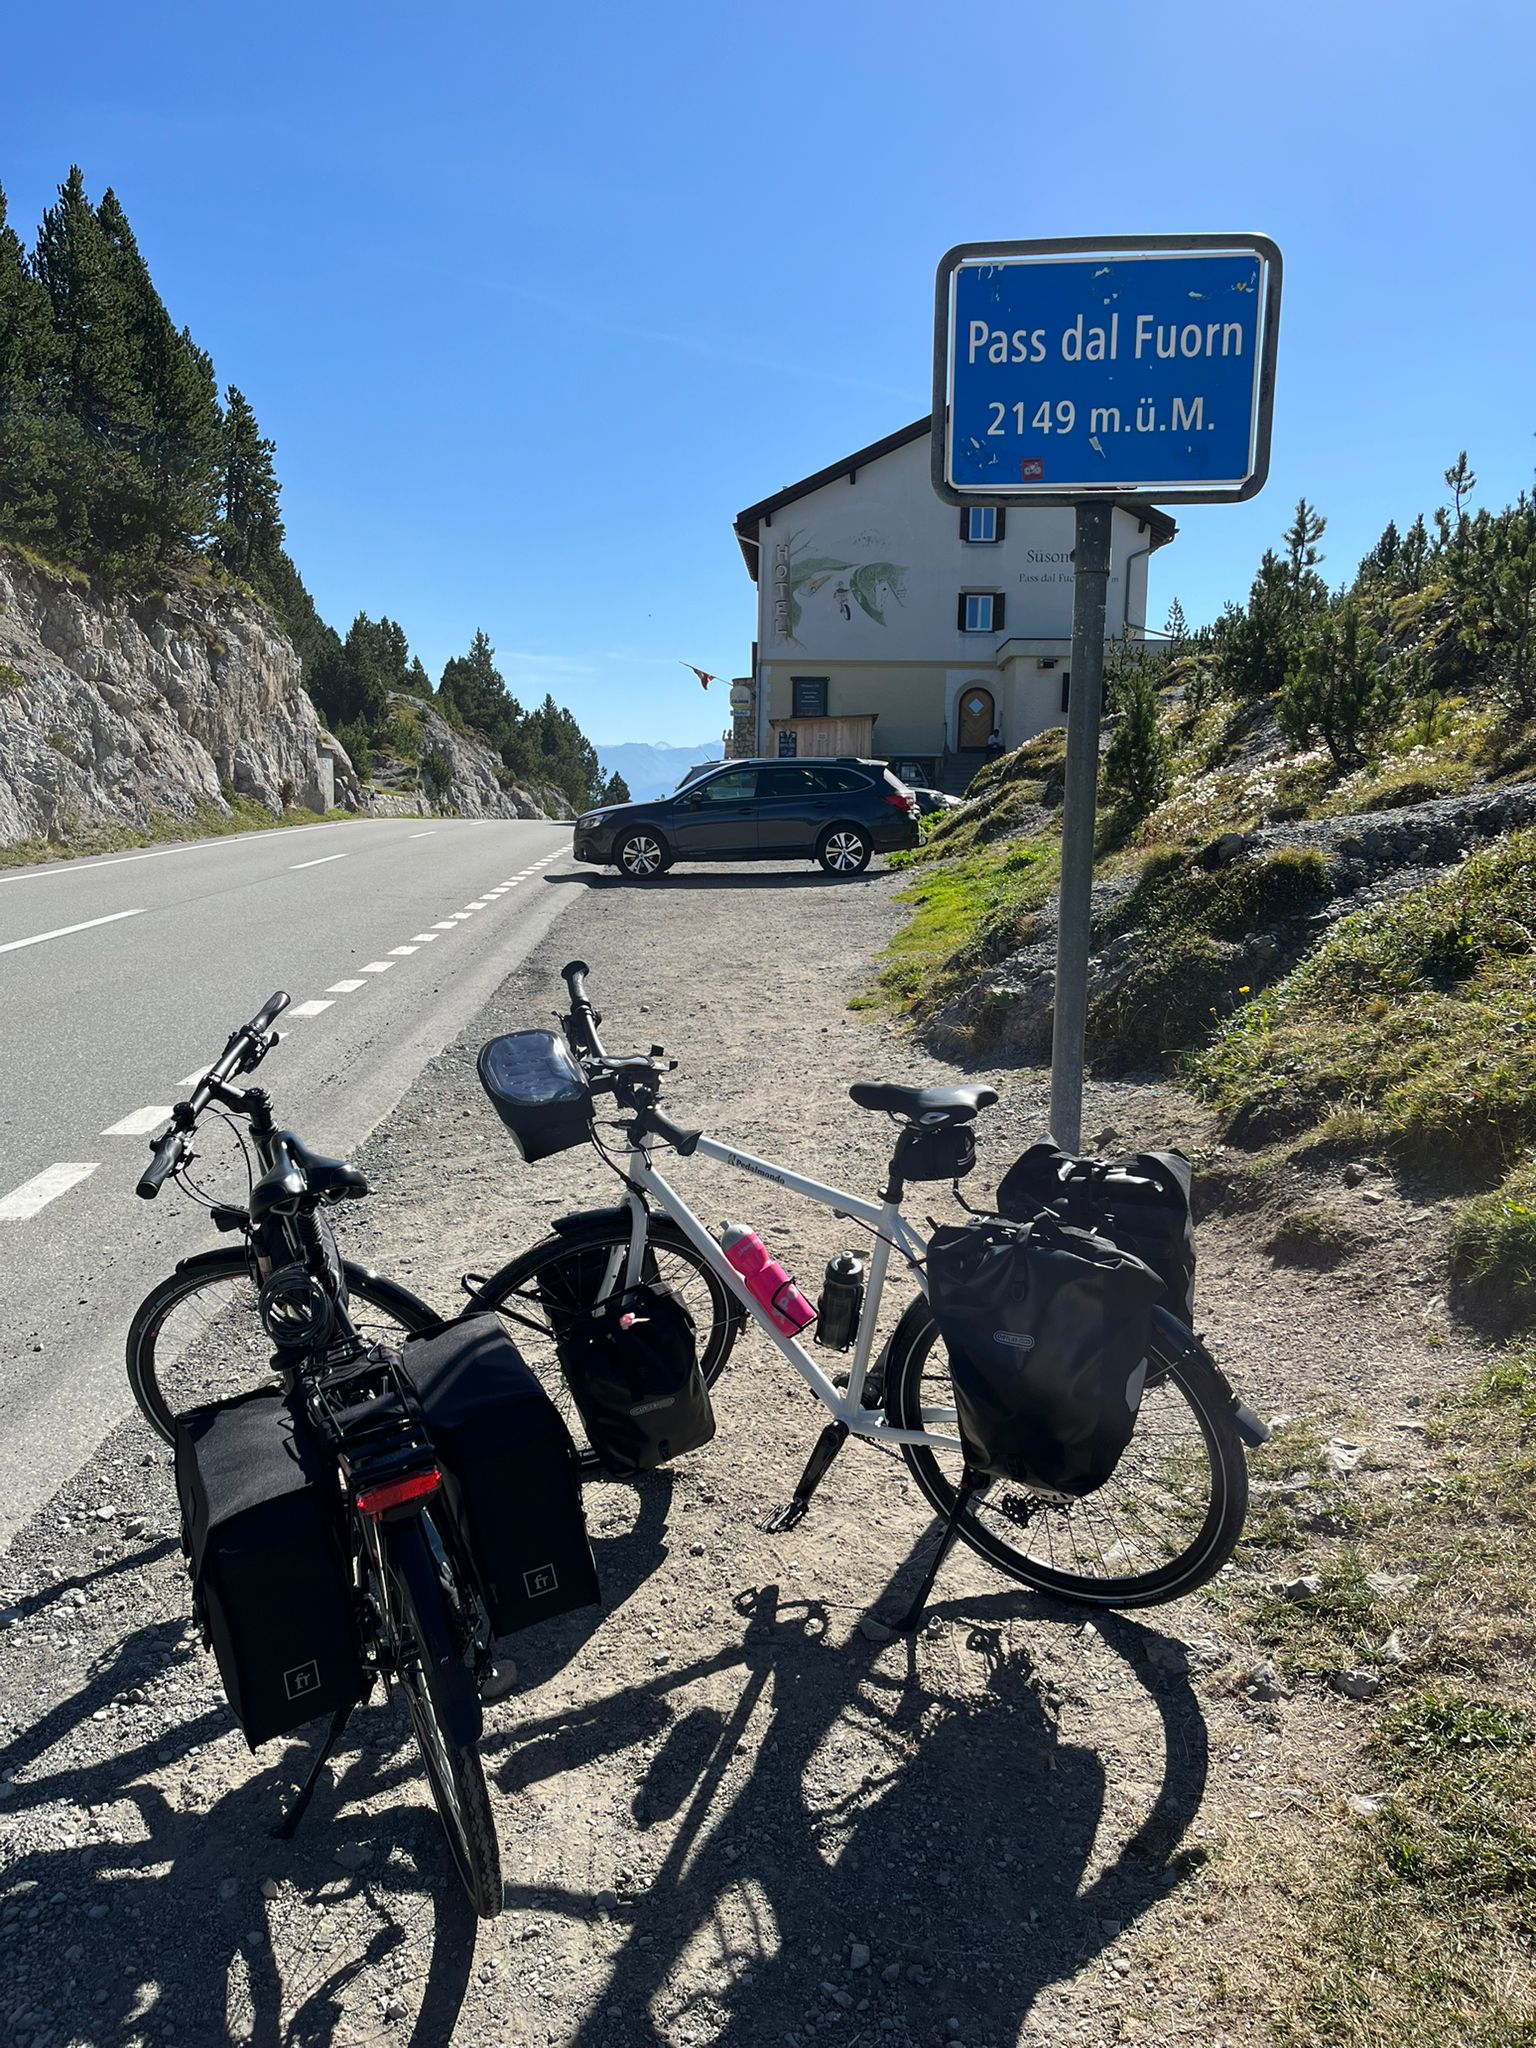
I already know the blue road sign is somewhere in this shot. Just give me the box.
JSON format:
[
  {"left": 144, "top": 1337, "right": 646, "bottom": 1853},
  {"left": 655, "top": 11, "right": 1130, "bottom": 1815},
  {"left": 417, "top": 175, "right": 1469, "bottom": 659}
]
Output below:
[{"left": 933, "top": 236, "right": 1281, "bottom": 504}]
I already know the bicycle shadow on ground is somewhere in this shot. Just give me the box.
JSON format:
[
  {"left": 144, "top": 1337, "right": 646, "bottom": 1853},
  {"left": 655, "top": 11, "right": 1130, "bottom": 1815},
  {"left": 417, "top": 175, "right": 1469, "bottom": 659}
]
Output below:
[{"left": 486, "top": 1555, "right": 1211, "bottom": 2047}]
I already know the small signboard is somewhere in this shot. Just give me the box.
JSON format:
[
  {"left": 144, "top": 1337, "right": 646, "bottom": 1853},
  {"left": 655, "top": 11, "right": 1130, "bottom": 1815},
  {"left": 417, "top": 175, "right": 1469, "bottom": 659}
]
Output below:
[{"left": 933, "top": 235, "right": 1281, "bottom": 505}]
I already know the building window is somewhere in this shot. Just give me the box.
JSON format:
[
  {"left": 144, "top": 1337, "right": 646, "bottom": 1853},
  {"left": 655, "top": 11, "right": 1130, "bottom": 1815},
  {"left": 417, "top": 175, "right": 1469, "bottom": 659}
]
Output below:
[
  {"left": 961, "top": 505, "right": 1003, "bottom": 544},
  {"left": 958, "top": 592, "right": 1005, "bottom": 634},
  {"left": 791, "top": 676, "right": 828, "bottom": 717},
  {"left": 1060, "top": 671, "right": 1071, "bottom": 713}
]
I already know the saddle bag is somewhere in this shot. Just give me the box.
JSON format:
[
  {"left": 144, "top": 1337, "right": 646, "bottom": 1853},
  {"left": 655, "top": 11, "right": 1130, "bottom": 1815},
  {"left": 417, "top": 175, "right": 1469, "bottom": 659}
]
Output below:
[
  {"left": 398, "top": 1314, "right": 600, "bottom": 1635},
  {"left": 556, "top": 1282, "right": 716, "bottom": 1476},
  {"left": 996, "top": 1143, "right": 1196, "bottom": 1325},
  {"left": 175, "top": 1389, "right": 367, "bottom": 1748},
  {"left": 926, "top": 1216, "right": 1164, "bottom": 1496}
]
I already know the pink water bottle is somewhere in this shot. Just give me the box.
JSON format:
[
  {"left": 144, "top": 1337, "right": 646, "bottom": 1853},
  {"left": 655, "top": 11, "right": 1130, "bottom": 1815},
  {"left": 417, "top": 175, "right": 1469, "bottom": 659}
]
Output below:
[{"left": 720, "top": 1223, "right": 817, "bottom": 1335}]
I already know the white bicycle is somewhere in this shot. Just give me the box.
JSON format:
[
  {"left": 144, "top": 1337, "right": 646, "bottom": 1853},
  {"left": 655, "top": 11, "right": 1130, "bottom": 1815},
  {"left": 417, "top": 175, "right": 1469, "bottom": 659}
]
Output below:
[{"left": 462, "top": 962, "right": 1263, "bottom": 1618}]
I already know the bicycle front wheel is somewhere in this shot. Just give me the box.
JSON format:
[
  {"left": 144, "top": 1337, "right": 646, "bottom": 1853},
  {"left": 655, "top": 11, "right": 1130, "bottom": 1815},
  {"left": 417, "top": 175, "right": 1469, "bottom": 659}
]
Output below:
[
  {"left": 383, "top": 1513, "right": 502, "bottom": 1917},
  {"left": 126, "top": 1248, "right": 440, "bottom": 1445},
  {"left": 470, "top": 1216, "right": 743, "bottom": 1457},
  {"left": 885, "top": 1302, "right": 1249, "bottom": 1609}
]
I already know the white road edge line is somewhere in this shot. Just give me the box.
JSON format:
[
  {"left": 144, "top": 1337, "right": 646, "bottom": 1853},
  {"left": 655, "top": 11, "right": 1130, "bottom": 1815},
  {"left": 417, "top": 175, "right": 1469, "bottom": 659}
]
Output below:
[
  {"left": 288, "top": 999, "right": 334, "bottom": 1018},
  {"left": 0, "top": 907, "right": 145, "bottom": 955},
  {"left": 327, "top": 979, "right": 366, "bottom": 994},
  {"left": 0, "top": 1163, "right": 98, "bottom": 1221},
  {"left": 0, "top": 820, "right": 350, "bottom": 887},
  {"left": 410, "top": 831, "right": 438, "bottom": 838},
  {"left": 291, "top": 853, "right": 349, "bottom": 870},
  {"left": 102, "top": 1105, "right": 173, "bottom": 1137}
]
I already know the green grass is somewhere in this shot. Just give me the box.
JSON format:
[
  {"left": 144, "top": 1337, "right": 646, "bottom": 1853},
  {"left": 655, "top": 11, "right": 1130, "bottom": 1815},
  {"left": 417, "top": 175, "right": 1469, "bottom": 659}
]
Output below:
[
  {"left": 1449, "top": 1160, "right": 1536, "bottom": 1333},
  {"left": 1265, "top": 1205, "right": 1364, "bottom": 1268},
  {"left": 1214, "top": 1351, "right": 1536, "bottom": 2048},
  {"left": 0, "top": 795, "right": 353, "bottom": 870},
  {"left": 1197, "top": 828, "right": 1536, "bottom": 1178},
  {"left": 861, "top": 833, "right": 1061, "bottom": 1023},
  {"left": 0, "top": 660, "right": 24, "bottom": 696}
]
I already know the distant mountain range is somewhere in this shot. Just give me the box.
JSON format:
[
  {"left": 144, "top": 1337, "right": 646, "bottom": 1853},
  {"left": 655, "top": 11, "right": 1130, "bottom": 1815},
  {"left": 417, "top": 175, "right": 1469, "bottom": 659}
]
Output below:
[{"left": 595, "top": 740, "right": 721, "bottom": 803}]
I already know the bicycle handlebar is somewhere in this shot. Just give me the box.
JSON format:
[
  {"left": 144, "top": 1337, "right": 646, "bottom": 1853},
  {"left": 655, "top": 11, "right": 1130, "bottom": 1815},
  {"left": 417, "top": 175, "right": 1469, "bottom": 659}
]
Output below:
[
  {"left": 561, "top": 960, "right": 607, "bottom": 1058},
  {"left": 135, "top": 990, "right": 291, "bottom": 1199}
]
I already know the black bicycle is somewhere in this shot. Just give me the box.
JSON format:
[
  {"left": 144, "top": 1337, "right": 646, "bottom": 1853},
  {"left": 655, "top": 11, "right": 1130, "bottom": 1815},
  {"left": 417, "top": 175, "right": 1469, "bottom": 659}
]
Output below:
[{"left": 129, "top": 993, "right": 502, "bottom": 1915}]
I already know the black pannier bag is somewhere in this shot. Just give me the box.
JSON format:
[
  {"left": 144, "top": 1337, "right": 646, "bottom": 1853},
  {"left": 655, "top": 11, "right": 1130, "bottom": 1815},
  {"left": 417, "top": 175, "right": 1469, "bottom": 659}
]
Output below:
[
  {"left": 398, "top": 1314, "right": 600, "bottom": 1635},
  {"left": 555, "top": 1282, "right": 715, "bottom": 1476},
  {"left": 175, "top": 1389, "right": 367, "bottom": 1748},
  {"left": 926, "top": 1216, "right": 1164, "bottom": 1497},
  {"left": 995, "top": 1143, "right": 1196, "bottom": 1325},
  {"left": 478, "top": 1029, "right": 593, "bottom": 1163}
]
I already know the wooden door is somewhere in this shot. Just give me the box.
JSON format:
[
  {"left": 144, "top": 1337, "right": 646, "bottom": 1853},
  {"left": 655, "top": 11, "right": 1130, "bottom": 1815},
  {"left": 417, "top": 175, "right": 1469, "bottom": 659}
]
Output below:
[{"left": 957, "top": 686, "right": 995, "bottom": 749}]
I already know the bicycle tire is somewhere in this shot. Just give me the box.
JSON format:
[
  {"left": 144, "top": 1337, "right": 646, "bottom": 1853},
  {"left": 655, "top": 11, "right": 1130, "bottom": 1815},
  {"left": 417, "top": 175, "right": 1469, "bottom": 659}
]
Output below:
[
  {"left": 383, "top": 1513, "right": 502, "bottom": 1917},
  {"left": 469, "top": 1216, "right": 743, "bottom": 1458},
  {"left": 126, "top": 1248, "right": 440, "bottom": 1446},
  {"left": 884, "top": 1301, "right": 1249, "bottom": 1609}
]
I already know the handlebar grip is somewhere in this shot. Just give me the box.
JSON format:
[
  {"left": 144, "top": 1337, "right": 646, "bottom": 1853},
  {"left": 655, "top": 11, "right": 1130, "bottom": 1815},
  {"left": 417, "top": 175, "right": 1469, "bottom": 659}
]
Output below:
[
  {"left": 248, "top": 991, "right": 291, "bottom": 1037},
  {"left": 562, "top": 961, "right": 591, "bottom": 1010},
  {"left": 560, "top": 959, "right": 606, "bottom": 1056},
  {"left": 136, "top": 1128, "right": 188, "bottom": 1200}
]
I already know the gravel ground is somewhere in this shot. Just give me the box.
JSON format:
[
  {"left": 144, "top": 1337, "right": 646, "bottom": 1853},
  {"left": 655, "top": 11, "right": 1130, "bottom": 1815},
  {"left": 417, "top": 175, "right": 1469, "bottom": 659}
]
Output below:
[{"left": 0, "top": 856, "right": 1481, "bottom": 2047}]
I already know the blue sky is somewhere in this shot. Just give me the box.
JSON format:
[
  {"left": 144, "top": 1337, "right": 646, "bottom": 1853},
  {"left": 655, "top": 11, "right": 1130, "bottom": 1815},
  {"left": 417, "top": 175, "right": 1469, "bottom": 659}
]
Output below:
[{"left": 4, "top": 1, "right": 1532, "bottom": 744}]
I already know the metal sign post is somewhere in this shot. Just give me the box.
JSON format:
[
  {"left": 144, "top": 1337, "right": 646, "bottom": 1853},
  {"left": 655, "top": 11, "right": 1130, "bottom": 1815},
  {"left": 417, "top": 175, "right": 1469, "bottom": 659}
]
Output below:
[{"left": 931, "top": 235, "right": 1281, "bottom": 1151}]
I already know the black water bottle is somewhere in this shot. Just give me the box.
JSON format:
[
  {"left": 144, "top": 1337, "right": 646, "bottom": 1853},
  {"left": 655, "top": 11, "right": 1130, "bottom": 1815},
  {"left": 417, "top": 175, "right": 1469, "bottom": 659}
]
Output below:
[{"left": 816, "top": 1252, "right": 866, "bottom": 1352}]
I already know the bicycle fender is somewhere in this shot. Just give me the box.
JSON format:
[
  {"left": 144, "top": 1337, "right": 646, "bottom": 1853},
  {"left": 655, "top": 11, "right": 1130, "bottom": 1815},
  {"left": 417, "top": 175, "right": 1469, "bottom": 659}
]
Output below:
[
  {"left": 550, "top": 1202, "right": 646, "bottom": 1237},
  {"left": 1149, "top": 1307, "right": 1270, "bottom": 1447}
]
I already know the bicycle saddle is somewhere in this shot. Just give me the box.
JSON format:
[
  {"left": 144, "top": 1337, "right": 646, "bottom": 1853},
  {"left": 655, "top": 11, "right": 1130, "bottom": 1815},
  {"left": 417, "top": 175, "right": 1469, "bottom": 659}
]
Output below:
[
  {"left": 250, "top": 1131, "right": 370, "bottom": 1221},
  {"left": 848, "top": 1082, "right": 999, "bottom": 1125}
]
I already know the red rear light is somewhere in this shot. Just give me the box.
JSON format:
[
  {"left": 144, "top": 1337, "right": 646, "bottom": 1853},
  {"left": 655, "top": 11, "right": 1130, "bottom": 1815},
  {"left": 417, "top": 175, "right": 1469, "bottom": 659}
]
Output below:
[
  {"left": 356, "top": 1469, "right": 441, "bottom": 1517},
  {"left": 882, "top": 792, "right": 916, "bottom": 813}
]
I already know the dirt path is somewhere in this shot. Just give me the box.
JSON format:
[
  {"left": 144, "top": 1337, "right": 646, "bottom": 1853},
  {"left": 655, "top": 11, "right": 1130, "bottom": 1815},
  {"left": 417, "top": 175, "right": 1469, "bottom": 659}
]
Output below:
[{"left": 0, "top": 858, "right": 1480, "bottom": 2047}]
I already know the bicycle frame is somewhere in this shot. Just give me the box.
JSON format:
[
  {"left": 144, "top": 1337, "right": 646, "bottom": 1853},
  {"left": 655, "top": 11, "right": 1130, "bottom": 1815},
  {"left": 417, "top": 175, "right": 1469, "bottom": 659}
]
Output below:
[{"left": 607, "top": 1131, "right": 963, "bottom": 1453}]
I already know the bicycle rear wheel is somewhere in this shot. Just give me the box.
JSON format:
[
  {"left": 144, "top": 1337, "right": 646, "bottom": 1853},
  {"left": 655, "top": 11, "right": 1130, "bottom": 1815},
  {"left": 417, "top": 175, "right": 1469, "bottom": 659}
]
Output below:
[
  {"left": 470, "top": 1216, "right": 742, "bottom": 1457},
  {"left": 383, "top": 1513, "right": 502, "bottom": 1917},
  {"left": 885, "top": 1302, "right": 1249, "bottom": 1608},
  {"left": 127, "top": 1248, "right": 439, "bottom": 1445}
]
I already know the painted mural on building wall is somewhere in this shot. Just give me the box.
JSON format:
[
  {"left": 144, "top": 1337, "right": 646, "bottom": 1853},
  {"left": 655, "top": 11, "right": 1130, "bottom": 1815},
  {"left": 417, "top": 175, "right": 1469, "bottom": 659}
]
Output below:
[{"left": 770, "top": 530, "right": 907, "bottom": 643}]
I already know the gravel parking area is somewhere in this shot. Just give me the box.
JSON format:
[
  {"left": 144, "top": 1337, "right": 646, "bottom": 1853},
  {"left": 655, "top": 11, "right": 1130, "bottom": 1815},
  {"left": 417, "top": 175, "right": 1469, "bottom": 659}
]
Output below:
[{"left": 0, "top": 857, "right": 1477, "bottom": 2047}]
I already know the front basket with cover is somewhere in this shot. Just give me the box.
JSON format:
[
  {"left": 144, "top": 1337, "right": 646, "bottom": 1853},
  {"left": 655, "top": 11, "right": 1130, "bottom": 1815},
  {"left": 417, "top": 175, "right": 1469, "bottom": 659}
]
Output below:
[
  {"left": 925, "top": 1215, "right": 1165, "bottom": 1497},
  {"left": 478, "top": 1029, "right": 593, "bottom": 1163}
]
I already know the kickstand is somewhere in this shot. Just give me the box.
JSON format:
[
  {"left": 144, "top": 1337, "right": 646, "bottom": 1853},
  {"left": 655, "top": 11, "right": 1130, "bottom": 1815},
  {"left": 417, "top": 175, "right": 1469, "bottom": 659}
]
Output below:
[
  {"left": 894, "top": 1470, "right": 985, "bottom": 1634},
  {"left": 272, "top": 1703, "right": 354, "bottom": 1840},
  {"left": 763, "top": 1422, "right": 849, "bottom": 1533}
]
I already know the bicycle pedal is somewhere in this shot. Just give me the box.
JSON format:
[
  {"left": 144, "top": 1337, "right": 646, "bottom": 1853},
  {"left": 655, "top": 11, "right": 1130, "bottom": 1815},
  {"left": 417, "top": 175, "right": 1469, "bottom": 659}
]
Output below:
[
  {"left": 479, "top": 1659, "right": 518, "bottom": 1703},
  {"left": 763, "top": 1499, "right": 809, "bottom": 1535}
]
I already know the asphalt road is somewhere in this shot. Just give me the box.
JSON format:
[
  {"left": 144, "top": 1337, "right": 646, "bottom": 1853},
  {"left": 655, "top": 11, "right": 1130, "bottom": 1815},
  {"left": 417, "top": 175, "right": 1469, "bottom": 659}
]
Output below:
[{"left": 0, "top": 813, "right": 575, "bottom": 1547}]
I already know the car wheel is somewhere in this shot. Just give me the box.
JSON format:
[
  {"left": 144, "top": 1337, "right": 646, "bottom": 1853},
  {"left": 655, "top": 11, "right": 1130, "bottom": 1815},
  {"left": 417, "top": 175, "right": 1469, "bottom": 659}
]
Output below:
[
  {"left": 615, "top": 829, "right": 669, "bottom": 880},
  {"left": 817, "top": 825, "right": 872, "bottom": 876}
]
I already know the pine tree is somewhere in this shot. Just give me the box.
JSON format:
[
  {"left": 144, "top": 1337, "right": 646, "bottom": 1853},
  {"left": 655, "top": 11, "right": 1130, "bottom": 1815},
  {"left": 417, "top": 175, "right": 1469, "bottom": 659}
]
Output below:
[
  {"left": 1104, "top": 668, "right": 1172, "bottom": 816},
  {"left": 1214, "top": 550, "right": 1293, "bottom": 700},
  {"left": 31, "top": 167, "right": 150, "bottom": 570},
  {"left": 217, "top": 386, "right": 284, "bottom": 581},
  {"left": 1452, "top": 495, "right": 1536, "bottom": 720},
  {"left": 1445, "top": 451, "right": 1477, "bottom": 525},
  {"left": 1282, "top": 499, "right": 1328, "bottom": 620},
  {"left": 439, "top": 630, "right": 512, "bottom": 741},
  {"left": 598, "top": 771, "right": 631, "bottom": 805},
  {"left": 1278, "top": 600, "right": 1400, "bottom": 768},
  {"left": 0, "top": 183, "right": 62, "bottom": 547},
  {"left": 1163, "top": 597, "right": 1187, "bottom": 651}
]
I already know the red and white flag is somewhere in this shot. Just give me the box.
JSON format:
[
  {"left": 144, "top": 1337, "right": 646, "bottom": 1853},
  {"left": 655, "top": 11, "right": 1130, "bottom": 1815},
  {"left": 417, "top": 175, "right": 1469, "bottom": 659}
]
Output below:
[{"left": 680, "top": 663, "right": 717, "bottom": 690}]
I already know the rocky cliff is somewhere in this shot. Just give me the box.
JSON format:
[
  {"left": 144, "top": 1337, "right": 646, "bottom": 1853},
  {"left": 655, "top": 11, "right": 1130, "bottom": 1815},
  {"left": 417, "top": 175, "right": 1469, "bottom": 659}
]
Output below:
[
  {"left": 364, "top": 693, "right": 575, "bottom": 822},
  {"left": 0, "top": 550, "right": 569, "bottom": 848}
]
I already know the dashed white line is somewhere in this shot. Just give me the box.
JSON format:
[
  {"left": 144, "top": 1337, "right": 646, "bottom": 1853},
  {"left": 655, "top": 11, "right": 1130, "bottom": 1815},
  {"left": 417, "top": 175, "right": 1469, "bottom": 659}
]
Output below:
[
  {"left": 290, "top": 853, "right": 349, "bottom": 870},
  {"left": 0, "top": 1163, "right": 98, "bottom": 1221},
  {"left": 410, "top": 831, "right": 438, "bottom": 839},
  {"left": 433, "top": 921, "right": 458, "bottom": 932},
  {"left": 0, "top": 908, "right": 145, "bottom": 955},
  {"left": 410, "top": 933, "right": 439, "bottom": 943},
  {"left": 101, "top": 1105, "right": 172, "bottom": 1137},
  {"left": 388, "top": 945, "right": 418, "bottom": 957},
  {"left": 466, "top": 900, "right": 490, "bottom": 910},
  {"left": 360, "top": 960, "right": 394, "bottom": 974},
  {"left": 327, "top": 979, "right": 366, "bottom": 994},
  {"left": 288, "top": 999, "right": 334, "bottom": 1018}
]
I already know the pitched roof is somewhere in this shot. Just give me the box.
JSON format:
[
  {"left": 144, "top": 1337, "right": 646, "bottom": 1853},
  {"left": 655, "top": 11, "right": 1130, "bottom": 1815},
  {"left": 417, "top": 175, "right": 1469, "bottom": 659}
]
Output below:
[{"left": 734, "top": 416, "right": 1177, "bottom": 577}]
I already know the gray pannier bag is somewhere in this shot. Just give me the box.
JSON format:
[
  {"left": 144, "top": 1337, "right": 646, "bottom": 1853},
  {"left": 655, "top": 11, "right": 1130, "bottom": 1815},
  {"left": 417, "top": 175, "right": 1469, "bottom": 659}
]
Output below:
[{"left": 925, "top": 1215, "right": 1165, "bottom": 1496}]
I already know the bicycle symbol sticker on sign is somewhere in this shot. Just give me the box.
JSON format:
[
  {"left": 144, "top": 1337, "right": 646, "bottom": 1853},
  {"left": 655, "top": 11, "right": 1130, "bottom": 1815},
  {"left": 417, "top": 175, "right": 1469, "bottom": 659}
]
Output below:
[{"left": 932, "top": 234, "right": 1282, "bottom": 506}]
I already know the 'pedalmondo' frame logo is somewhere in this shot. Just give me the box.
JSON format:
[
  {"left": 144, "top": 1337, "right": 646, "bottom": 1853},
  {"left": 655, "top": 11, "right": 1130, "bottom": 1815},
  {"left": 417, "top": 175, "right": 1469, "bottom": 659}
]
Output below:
[{"left": 932, "top": 233, "right": 1282, "bottom": 507}]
